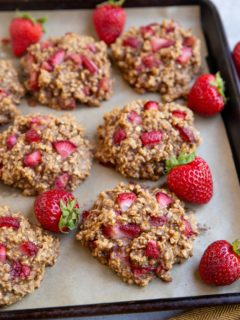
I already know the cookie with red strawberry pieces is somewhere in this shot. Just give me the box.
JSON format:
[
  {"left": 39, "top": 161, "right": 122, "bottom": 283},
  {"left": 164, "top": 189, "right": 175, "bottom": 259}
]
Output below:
[
  {"left": 20, "top": 32, "right": 112, "bottom": 109},
  {"left": 95, "top": 100, "right": 200, "bottom": 180},
  {"left": 0, "top": 113, "right": 92, "bottom": 195},
  {"left": 76, "top": 182, "right": 199, "bottom": 286},
  {"left": 0, "top": 205, "right": 59, "bottom": 306},
  {"left": 111, "top": 19, "right": 201, "bottom": 101},
  {"left": 0, "top": 60, "right": 25, "bottom": 125}
]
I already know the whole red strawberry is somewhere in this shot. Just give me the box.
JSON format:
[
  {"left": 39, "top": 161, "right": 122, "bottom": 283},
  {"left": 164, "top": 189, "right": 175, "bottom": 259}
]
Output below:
[
  {"left": 233, "top": 42, "right": 240, "bottom": 78},
  {"left": 188, "top": 72, "right": 226, "bottom": 116},
  {"left": 166, "top": 153, "right": 213, "bottom": 204},
  {"left": 199, "top": 240, "right": 240, "bottom": 286},
  {"left": 93, "top": 0, "right": 126, "bottom": 45},
  {"left": 9, "top": 13, "right": 46, "bottom": 57},
  {"left": 34, "top": 189, "right": 80, "bottom": 233}
]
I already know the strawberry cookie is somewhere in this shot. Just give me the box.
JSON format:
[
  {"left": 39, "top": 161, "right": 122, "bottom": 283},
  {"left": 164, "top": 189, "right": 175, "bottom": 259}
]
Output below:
[
  {"left": 0, "top": 60, "right": 25, "bottom": 125},
  {"left": 111, "top": 20, "right": 201, "bottom": 101},
  {"left": 21, "top": 33, "right": 113, "bottom": 109},
  {"left": 76, "top": 182, "right": 199, "bottom": 286},
  {"left": 95, "top": 100, "right": 200, "bottom": 180},
  {"left": 0, "top": 205, "right": 59, "bottom": 306},
  {"left": 0, "top": 114, "right": 92, "bottom": 195}
]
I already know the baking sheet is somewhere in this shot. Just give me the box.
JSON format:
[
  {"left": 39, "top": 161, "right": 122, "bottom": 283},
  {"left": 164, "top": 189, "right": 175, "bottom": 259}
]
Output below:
[{"left": 0, "top": 5, "right": 239, "bottom": 311}]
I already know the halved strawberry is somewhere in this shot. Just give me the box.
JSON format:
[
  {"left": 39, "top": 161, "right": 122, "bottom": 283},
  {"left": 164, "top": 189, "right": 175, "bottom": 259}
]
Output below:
[
  {"left": 49, "top": 49, "right": 65, "bottom": 66},
  {"left": 0, "top": 216, "right": 20, "bottom": 229},
  {"left": 144, "top": 101, "right": 159, "bottom": 110},
  {"left": 155, "top": 192, "right": 173, "bottom": 208},
  {"left": 53, "top": 140, "right": 77, "bottom": 159},
  {"left": 82, "top": 55, "right": 98, "bottom": 74},
  {"left": 149, "top": 215, "right": 168, "bottom": 227},
  {"left": 20, "top": 241, "right": 38, "bottom": 257},
  {"left": 113, "top": 128, "right": 127, "bottom": 145},
  {"left": 123, "top": 36, "right": 141, "bottom": 48},
  {"left": 175, "top": 125, "right": 196, "bottom": 143},
  {"left": 25, "top": 129, "right": 41, "bottom": 143},
  {"left": 140, "top": 130, "right": 162, "bottom": 146},
  {"left": 145, "top": 240, "right": 160, "bottom": 259},
  {"left": 0, "top": 244, "right": 6, "bottom": 262},
  {"left": 6, "top": 134, "right": 18, "bottom": 150},
  {"left": 116, "top": 192, "right": 137, "bottom": 211},
  {"left": 177, "top": 47, "right": 192, "bottom": 64},
  {"left": 10, "top": 261, "right": 31, "bottom": 279},
  {"left": 151, "top": 37, "right": 175, "bottom": 52},
  {"left": 128, "top": 111, "right": 142, "bottom": 125},
  {"left": 54, "top": 173, "right": 70, "bottom": 189},
  {"left": 172, "top": 110, "right": 187, "bottom": 119},
  {"left": 142, "top": 54, "right": 160, "bottom": 68},
  {"left": 23, "top": 150, "right": 42, "bottom": 168},
  {"left": 67, "top": 53, "right": 82, "bottom": 66},
  {"left": 119, "top": 223, "right": 141, "bottom": 238}
]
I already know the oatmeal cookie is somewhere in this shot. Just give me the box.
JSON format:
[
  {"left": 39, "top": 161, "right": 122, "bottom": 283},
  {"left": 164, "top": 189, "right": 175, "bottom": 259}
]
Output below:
[
  {"left": 0, "top": 206, "right": 59, "bottom": 306},
  {"left": 21, "top": 33, "right": 113, "bottom": 109},
  {"left": 0, "top": 60, "right": 25, "bottom": 125},
  {"left": 111, "top": 20, "right": 201, "bottom": 101},
  {"left": 95, "top": 100, "right": 200, "bottom": 180},
  {"left": 0, "top": 113, "right": 93, "bottom": 195},
  {"left": 76, "top": 182, "right": 198, "bottom": 286}
]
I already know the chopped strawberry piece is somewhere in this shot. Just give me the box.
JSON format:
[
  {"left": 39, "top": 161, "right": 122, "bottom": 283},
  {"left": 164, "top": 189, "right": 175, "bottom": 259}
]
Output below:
[
  {"left": 142, "top": 54, "right": 160, "bottom": 68},
  {"left": 183, "top": 219, "right": 194, "bottom": 238},
  {"left": 20, "top": 241, "right": 38, "bottom": 257},
  {"left": 1, "top": 38, "right": 10, "bottom": 45},
  {"left": 113, "top": 128, "right": 127, "bottom": 145},
  {"left": 175, "top": 125, "right": 196, "bottom": 143},
  {"left": 0, "top": 88, "right": 7, "bottom": 98},
  {"left": 102, "top": 223, "right": 122, "bottom": 239},
  {"left": 183, "top": 36, "right": 195, "bottom": 47},
  {"left": 172, "top": 110, "right": 187, "bottom": 119},
  {"left": 131, "top": 266, "right": 152, "bottom": 277},
  {"left": 28, "top": 71, "right": 39, "bottom": 91},
  {"left": 119, "top": 223, "right": 141, "bottom": 238},
  {"left": 82, "top": 210, "right": 90, "bottom": 223},
  {"left": 177, "top": 47, "right": 192, "bottom": 64},
  {"left": 52, "top": 140, "right": 77, "bottom": 159},
  {"left": 123, "top": 37, "right": 141, "bottom": 49},
  {"left": 10, "top": 261, "right": 31, "bottom": 279},
  {"left": 30, "top": 115, "right": 49, "bottom": 127},
  {"left": 99, "top": 77, "right": 110, "bottom": 92},
  {"left": 54, "top": 173, "right": 70, "bottom": 189},
  {"left": 6, "top": 134, "right": 18, "bottom": 150},
  {"left": 41, "top": 40, "right": 53, "bottom": 49},
  {"left": 128, "top": 111, "right": 142, "bottom": 125},
  {"left": 23, "top": 150, "right": 42, "bottom": 168},
  {"left": 49, "top": 49, "right": 65, "bottom": 66},
  {"left": 0, "top": 244, "right": 6, "bottom": 262},
  {"left": 58, "top": 97, "right": 77, "bottom": 110},
  {"left": 149, "top": 215, "right": 168, "bottom": 227},
  {"left": 140, "top": 130, "right": 162, "bottom": 146},
  {"left": 155, "top": 192, "right": 173, "bottom": 208},
  {"left": 140, "top": 24, "right": 156, "bottom": 36},
  {"left": 145, "top": 240, "right": 160, "bottom": 259},
  {"left": 116, "top": 192, "right": 137, "bottom": 212},
  {"left": 144, "top": 101, "right": 159, "bottom": 110},
  {"left": 155, "top": 264, "right": 163, "bottom": 275},
  {"left": 86, "top": 43, "right": 97, "bottom": 53},
  {"left": 83, "top": 86, "right": 90, "bottom": 96},
  {"left": 41, "top": 61, "right": 53, "bottom": 72},
  {"left": 25, "top": 129, "right": 41, "bottom": 143},
  {"left": 67, "top": 53, "right": 82, "bottom": 66},
  {"left": 165, "top": 24, "right": 176, "bottom": 33},
  {"left": 82, "top": 55, "right": 98, "bottom": 74},
  {"left": 151, "top": 37, "right": 175, "bottom": 52},
  {"left": 0, "top": 216, "right": 20, "bottom": 229}
]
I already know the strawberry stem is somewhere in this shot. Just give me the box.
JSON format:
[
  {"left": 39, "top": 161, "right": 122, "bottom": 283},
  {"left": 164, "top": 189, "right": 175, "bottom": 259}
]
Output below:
[
  {"left": 165, "top": 152, "right": 195, "bottom": 173},
  {"left": 210, "top": 72, "right": 227, "bottom": 103},
  {"left": 58, "top": 199, "right": 80, "bottom": 233},
  {"left": 97, "top": 0, "right": 125, "bottom": 7},
  {"left": 232, "top": 239, "right": 240, "bottom": 256},
  {"left": 16, "top": 11, "right": 47, "bottom": 29}
]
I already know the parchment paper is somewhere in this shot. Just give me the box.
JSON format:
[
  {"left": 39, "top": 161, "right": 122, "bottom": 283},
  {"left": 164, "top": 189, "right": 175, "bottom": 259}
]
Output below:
[{"left": 0, "top": 5, "right": 239, "bottom": 311}]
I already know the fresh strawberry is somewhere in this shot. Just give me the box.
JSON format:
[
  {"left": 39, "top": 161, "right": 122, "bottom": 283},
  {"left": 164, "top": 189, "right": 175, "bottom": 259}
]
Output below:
[
  {"left": 20, "top": 241, "right": 38, "bottom": 257},
  {"left": 128, "top": 111, "right": 142, "bottom": 124},
  {"left": 188, "top": 72, "right": 226, "bottom": 116},
  {"left": 151, "top": 37, "right": 175, "bottom": 52},
  {"left": 145, "top": 240, "right": 160, "bottom": 259},
  {"left": 93, "top": 0, "right": 126, "bottom": 45},
  {"left": 82, "top": 55, "right": 98, "bottom": 74},
  {"left": 9, "top": 13, "right": 46, "bottom": 57},
  {"left": 174, "top": 125, "right": 196, "bottom": 143},
  {"left": 0, "top": 216, "right": 20, "bottom": 229},
  {"left": 54, "top": 173, "right": 70, "bottom": 189},
  {"left": 34, "top": 189, "right": 80, "bottom": 233},
  {"left": 233, "top": 42, "right": 240, "bottom": 77},
  {"left": 0, "top": 244, "right": 6, "bottom": 262},
  {"left": 6, "top": 134, "right": 18, "bottom": 150},
  {"left": 166, "top": 153, "right": 213, "bottom": 204},
  {"left": 52, "top": 140, "right": 77, "bottom": 159},
  {"left": 113, "top": 128, "right": 127, "bottom": 144},
  {"left": 116, "top": 192, "right": 137, "bottom": 211},
  {"left": 140, "top": 130, "right": 162, "bottom": 146},
  {"left": 10, "top": 261, "right": 31, "bottom": 279},
  {"left": 123, "top": 37, "right": 141, "bottom": 49},
  {"left": 199, "top": 240, "right": 240, "bottom": 286},
  {"left": 25, "top": 129, "right": 41, "bottom": 143},
  {"left": 144, "top": 101, "right": 159, "bottom": 110},
  {"left": 155, "top": 192, "right": 173, "bottom": 208},
  {"left": 177, "top": 47, "right": 192, "bottom": 64},
  {"left": 172, "top": 110, "right": 186, "bottom": 119},
  {"left": 23, "top": 150, "right": 42, "bottom": 168}
]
